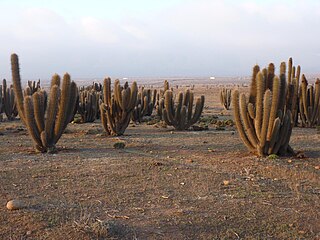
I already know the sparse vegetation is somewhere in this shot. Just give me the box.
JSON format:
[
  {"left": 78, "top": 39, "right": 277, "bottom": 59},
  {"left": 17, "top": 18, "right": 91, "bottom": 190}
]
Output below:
[{"left": 0, "top": 55, "right": 319, "bottom": 239}]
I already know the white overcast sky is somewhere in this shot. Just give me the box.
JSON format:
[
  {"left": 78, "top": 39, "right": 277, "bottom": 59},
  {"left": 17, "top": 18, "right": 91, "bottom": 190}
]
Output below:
[{"left": 0, "top": 0, "right": 319, "bottom": 80}]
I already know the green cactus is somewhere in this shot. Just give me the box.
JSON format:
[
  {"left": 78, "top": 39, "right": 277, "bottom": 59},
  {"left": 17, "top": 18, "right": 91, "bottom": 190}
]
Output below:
[
  {"left": 299, "top": 76, "right": 320, "bottom": 127},
  {"left": 100, "top": 78, "right": 137, "bottom": 136},
  {"left": 2, "top": 79, "right": 18, "bottom": 120},
  {"left": 162, "top": 89, "right": 205, "bottom": 130},
  {"left": 11, "top": 53, "right": 78, "bottom": 153},
  {"left": 219, "top": 88, "right": 232, "bottom": 110},
  {"left": 232, "top": 61, "right": 295, "bottom": 157}
]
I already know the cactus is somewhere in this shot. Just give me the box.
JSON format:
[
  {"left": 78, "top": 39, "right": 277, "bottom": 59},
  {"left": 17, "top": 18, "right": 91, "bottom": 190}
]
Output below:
[
  {"left": 232, "top": 61, "right": 295, "bottom": 157},
  {"left": 77, "top": 89, "right": 99, "bottom": 123},
  {"left": 24, "top": 79, "right": 41, "bottom": 95},
  {"left": 156, "top": 80, "right": 172, "bottom": 119},
  {"left": 285, "top": 58, "right": 301, "bottom": 126},
  {"left": 132, "top": 87, "right": 157, "bottom": 122},
  {"left": 100, "top": 78, "right": 137, "bottom": 136},
  {"left": 11, "top": 53, "right": 78, "bottom": 153},
  {"left": 299, "top": 76, "right": 320, "bottom": 127},
  {"left": 2, "top": 79, "right": 18, "bottom": 120},
  {"left": 219, "top": 88, "right": 232, "bottom": 110},
  {"left": 162, "top": 89, "right": 205, "bottom": 130}
]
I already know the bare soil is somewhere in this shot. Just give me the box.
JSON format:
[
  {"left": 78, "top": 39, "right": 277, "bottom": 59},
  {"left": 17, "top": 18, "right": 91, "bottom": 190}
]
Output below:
[{"left": 0, "top": 86, "right": 319, "bottom": 239}]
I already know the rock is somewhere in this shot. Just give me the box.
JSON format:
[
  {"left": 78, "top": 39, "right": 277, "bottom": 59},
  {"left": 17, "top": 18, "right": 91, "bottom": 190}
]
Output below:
[
  {"left": 113, "top": 142, "right": 126, "bottom": 149},
  {"left": 6, "top": 199, "right": 24, "bottom": 210}
]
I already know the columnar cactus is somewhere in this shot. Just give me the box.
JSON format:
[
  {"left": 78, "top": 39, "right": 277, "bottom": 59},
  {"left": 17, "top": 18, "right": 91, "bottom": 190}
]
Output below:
[
  {"left": 232, "top": 62, "right": 295, "bottom": 157},
  {"left": 78, "top": 89, "right": 99, "bottom": 123},
  {"left": 11, "top": 53, "right": 78, "bottom": 153},
  {"left": 286, "top": 57, "right": 301, "bottom": 126},
  {"left": 24, "top": 80, "right": 41, "bottom": 95},
  {"left": 132, "top": 87, "right": 157, "bottom": 122},
  {"left": 162, "top": 89, "right": 205, "bottom": 130},
  {"left": 100, "top": 78, "right": 137, "bottom": 136},
  {"left": 220, "top": 88, "right": 232, "bottom": 110},
  {"left": 2, "top": 79, "right": 18, "bottom": 120},
  {"left": 156, "top": 80, "right": 171, "bottom": 119},
  {"left": 299, "top": 76, "right": 320, "bottom": 127}
]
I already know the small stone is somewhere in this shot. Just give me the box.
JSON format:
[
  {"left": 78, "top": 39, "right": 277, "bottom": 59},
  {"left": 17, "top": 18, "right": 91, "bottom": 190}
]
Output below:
[
  {"left": 113, "top": 142, "right": 126, "bottom": 149},
  {"left": 6, "top": 199, "right": 24, "bottom": 210},
  {"left": 223, "top": 180, "right": 230, "bottom": 186}
]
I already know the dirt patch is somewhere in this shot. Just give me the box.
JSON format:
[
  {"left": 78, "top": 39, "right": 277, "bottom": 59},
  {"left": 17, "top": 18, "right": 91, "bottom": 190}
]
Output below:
[{"left": 0, "top": 86, "right": 319, "bottom": 239}]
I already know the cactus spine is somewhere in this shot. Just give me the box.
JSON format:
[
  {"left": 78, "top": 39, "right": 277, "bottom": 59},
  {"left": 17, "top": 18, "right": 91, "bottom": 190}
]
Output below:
[
  {"left": 162, "top": 89, "right": 205, "bottom": 130},
  {"left": 100, "top": 78, "right": 137, "bottom": 136},
  {"left": 11, "top": 53, "right": 78, "bottom": 153},
  {"left": 219, "top": 88, "right": 232, "bottom": 110},
  {"left": 232, "top": 60, "right": 295, "bottom": 157}
]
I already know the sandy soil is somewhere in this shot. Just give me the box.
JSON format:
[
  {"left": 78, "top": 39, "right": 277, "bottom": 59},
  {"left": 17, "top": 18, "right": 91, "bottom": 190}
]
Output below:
[{"left": 0, "top": 85, "right": 319, "bottom": 239}]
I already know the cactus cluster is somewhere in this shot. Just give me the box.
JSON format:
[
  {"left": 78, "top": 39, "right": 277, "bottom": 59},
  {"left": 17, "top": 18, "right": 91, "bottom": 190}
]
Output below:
[
  {"left": 24, "top": 80, "right": 41, "bottom": 96},
  {"left": 220, "top": 88, "right": 232, "bottom": 110},
  {"left": 77, "top": 89, "right": 100, "bottom": 123},
  {"left": 299, "top": 76, "right": 320, "bottom": 127},
  {"left": 132, "top": 87, "right": 157, "bottom": 122},
  {"left": 285, "top": 57, "right": 301, "bottom": 126},
  {"left": 2, "top": 79, "right": 18, "bottom": 120},
  {"left": 11, "top": 53, "right": 78, "bottom": 153},
  {"left": 100, "top": 78, "right": 137, "bottom": 136},
  {"left": 232, "top": 61, "right": 295, "bottom": 157},
  {"left": 162, "top": 89, "right": 205, "bottom": 130},
  {"left": 156, "top": 80, "right": 171, "bottom": 119}
]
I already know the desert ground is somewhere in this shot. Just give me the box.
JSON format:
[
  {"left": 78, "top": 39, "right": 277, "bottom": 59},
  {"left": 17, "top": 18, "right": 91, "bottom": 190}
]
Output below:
[{"left": 0, "top": 83, "right": 319, "bottom": 239}]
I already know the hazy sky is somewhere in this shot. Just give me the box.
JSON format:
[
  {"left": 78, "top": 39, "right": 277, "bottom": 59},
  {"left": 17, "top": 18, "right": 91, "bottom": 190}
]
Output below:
[{"left": 0, "top": 0, "right": 319, "bottom": 80}]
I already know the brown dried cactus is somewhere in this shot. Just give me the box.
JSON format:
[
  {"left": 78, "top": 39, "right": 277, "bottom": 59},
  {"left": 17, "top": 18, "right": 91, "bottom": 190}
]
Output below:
[
  {"left": 2, "top": 79, "right": 18, "bottom": 120},
  {"left": 100, "top": 78, "right": 137, "bottom": 136},
  {"left": 11, "top": 53, "right": 78, "bottom": 153},
  {"left": 78, "top": 89, "right": 100, "bottom": 123},
  {"left": 132, "top": 87, "right": 157, "bottom": 122},
  {"left": 232, "top": 60, "right": 295, "bottom": 157},
  {"left": 219, "top": 88, "right": 232, "bottom": 110},
  {"left": 299, "top": 76, "right": 320, "bottom": 127},
  {"left": 162, "top": 89, "right": 205, "bottom": 130}
]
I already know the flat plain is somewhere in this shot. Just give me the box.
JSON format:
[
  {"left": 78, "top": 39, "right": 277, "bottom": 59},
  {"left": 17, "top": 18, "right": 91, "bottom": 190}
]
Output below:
[{"left": 0, "top": 84, "right": 319, "bottom": 239}]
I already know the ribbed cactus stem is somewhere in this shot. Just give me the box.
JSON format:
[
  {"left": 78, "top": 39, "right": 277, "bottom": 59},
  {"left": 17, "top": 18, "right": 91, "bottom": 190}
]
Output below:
[
  {"left": 45, "top": 85, "right": 60, "bottom": 145},
  {"left": 24, "top": 96, "right": 44, "bottom": 152},
  {"left": 249, "top": 65, "right": 260, "bottom": 104},
  {"left": 266, "top": 76, "right": 280, "bottom": 141},
  {"left": 254, "top": 72, "right": 265, "bottom": 139},
  {"left": 259, "top": 90, "right": 272, "bottom": 151},
  {"left": 11, "top": 53, "right": 25, "bottom": 123},
  {"left": 53, "top": 73, "right": 71, "bottom": 142},
  {"left": 288, "top": 57, "right": 293, "bottom": 84},
  {"left": 232, "top": 90, "right": 255, "bottom": 152},
  {"left": 239, "top": 94, "right": 258, "bottom": 147},
  {"left": 33, "top": 92, "right": 45, "bottom": 133}
]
